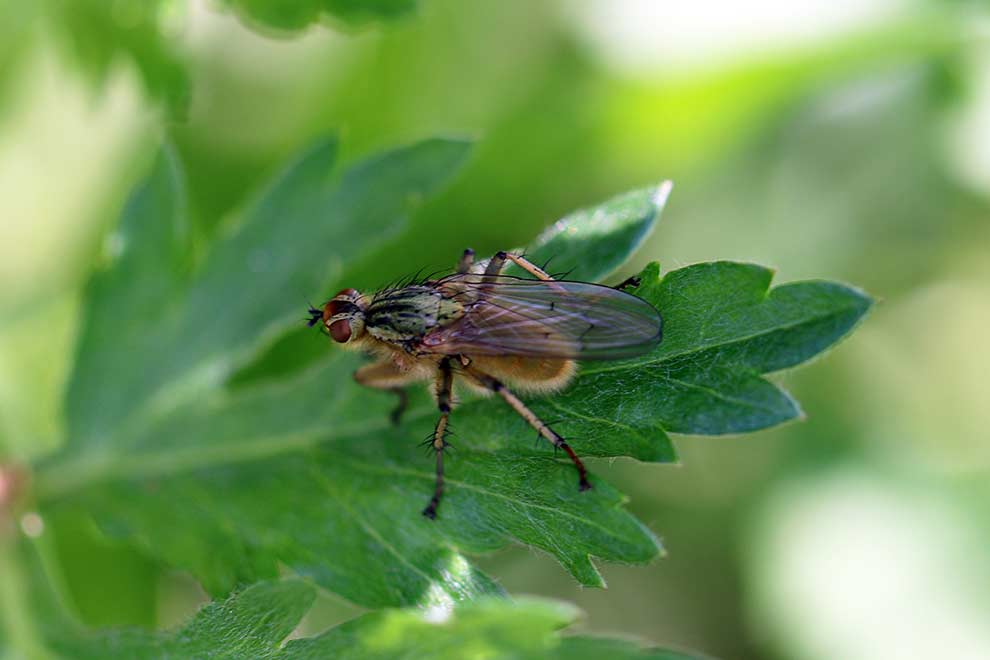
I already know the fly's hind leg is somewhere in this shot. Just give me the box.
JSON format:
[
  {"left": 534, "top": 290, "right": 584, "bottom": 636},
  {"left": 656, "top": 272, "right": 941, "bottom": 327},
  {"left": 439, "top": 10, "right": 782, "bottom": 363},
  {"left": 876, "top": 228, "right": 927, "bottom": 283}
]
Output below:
[
  {"left": 484, "top": 251, "right": 567, "bottom": 293},
  {"left": 464, "top": 365, "right": 591, "bottom": 491},
  {"left": 484, "top": 251, "right": 554, "bottom": 281},
  {"left": 354, "top": 360, "right": 420, "bottom": 425},
  {"left": 423, "top": 357, "right": 454, "bottom": 519}
]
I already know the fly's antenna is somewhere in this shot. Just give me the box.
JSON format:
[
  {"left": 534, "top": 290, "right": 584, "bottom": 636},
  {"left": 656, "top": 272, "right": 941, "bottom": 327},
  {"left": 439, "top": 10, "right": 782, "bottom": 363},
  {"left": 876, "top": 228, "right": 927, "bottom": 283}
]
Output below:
[
  {"left": 302, "top": 290, "right": 324, "bottom": 329},
  {"left": 306, "top": 304, "right": 323, "bottom": 328},
  {"left": 295, "top": 284, "right": 324, "bottom": 328}
]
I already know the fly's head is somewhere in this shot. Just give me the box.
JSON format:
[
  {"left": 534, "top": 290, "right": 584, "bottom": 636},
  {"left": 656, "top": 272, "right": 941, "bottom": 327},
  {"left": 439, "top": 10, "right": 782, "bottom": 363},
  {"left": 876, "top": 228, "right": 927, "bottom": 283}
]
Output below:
[{"left": 309, "top": 288, "right": 368, "bottom": 344}]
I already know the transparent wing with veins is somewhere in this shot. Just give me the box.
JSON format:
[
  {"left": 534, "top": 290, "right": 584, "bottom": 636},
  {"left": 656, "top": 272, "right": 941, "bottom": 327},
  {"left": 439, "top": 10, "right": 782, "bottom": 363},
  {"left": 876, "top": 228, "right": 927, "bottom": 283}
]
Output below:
[{"left": 420, "top": 274, "right": 662, "bottom": 360}]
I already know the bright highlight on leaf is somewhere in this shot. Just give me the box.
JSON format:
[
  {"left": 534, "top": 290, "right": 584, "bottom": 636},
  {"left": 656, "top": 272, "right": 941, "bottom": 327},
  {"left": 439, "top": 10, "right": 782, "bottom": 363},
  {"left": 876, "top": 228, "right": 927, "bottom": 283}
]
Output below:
[{"left": 33, "top": 138, "right": 870, "bottom": 619}]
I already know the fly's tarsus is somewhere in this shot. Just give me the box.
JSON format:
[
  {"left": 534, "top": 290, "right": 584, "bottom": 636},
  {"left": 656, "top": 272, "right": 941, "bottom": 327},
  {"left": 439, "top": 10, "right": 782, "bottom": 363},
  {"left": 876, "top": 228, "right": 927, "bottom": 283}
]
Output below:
[
  {"left": 388, "top": 388, "right": 409, "bottom": 426},
  {"left": 423, "top": 358, "right": 454, "bottom": 520},
  {"left": 615, "top": 275, "right": 642, "bottom": 291}
]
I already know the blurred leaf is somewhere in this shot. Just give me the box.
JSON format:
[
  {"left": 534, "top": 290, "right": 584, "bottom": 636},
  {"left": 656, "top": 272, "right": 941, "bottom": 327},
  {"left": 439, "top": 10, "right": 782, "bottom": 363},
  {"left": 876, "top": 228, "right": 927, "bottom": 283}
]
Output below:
[
  {"left": 0, "top": 3, "right": 38, "bottom": 113},
  {"left": 223, "top": 0, "right": 418, "bottom": 32},
  {"left": 16, "top": 0, "right": 420, "bottom": 115},
  {"left": 4, "top": 566, "right": 700, "bottom": 659},
  {"left": 34, "top": 141, "right": 868, "bottom": 613},
  {"left": 7, "top": 534, "right": 687, "bottom": 658},
  {"left": 43, "top": 0, "right": 189, "bottom": 115},
  {"left": 47, "top": 580, "right": 315, "bottom": 658},
  {"left": 284, "top": 594, "right": 697, "bottom": 659},
  {"left": 285, "top": 594, "right": 575, "bottom": 658},
  {"left": 550, "top": 637, "right": 700, "bottom": 660},
  {"left": 47, "top": 509, "right": 158, "bottom": 627}
]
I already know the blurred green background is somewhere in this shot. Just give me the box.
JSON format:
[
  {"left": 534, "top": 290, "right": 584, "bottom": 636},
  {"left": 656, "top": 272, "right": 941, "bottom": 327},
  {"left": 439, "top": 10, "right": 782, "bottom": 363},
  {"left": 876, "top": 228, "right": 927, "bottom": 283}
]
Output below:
[{"left": 2, "top": 1, "right": 989, "bottom": 658}]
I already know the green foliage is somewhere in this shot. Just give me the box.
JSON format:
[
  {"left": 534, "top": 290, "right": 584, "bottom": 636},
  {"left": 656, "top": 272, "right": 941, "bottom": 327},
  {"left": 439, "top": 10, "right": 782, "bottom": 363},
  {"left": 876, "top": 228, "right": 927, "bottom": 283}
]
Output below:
[
  {"left": 61, "top": 138, "right": 468, "bottom": 455},
  {"left": 10, "top": 0, "right": 418, "bottom": 115},
  {"left": 42, "top": 0, "right": 189, "bottom": 115},
  {"left": 49, "top": 580, "right": 312, "bottom": 659},
  {"left": 25, "top": 138, "right": 871, "bottom": 629},
  {"left": 224, "top": 0, "right": 418, "bottom": 32},
  {"left": 566, "top": 261, "right": 872, "bottom": 437},
  {"left": 42, "top": 579, "right": 690, "bottom": 659}
]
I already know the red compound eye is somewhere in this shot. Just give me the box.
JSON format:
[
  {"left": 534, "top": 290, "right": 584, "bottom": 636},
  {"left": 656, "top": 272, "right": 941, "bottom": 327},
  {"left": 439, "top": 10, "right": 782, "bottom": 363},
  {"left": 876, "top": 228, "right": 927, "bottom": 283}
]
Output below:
[
  {"left": 325, "top": 288, "right": 359, "bottom": 322},
  {"left": 329, "top": 318, "right": 352, "bottom": 343}
]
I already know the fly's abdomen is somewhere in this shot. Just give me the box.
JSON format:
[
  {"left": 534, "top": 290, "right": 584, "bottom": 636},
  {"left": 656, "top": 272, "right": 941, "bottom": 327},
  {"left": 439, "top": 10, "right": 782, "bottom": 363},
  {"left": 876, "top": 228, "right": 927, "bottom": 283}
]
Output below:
[{"left": 366, "top": 286, "right": 464, "bottom": 344}]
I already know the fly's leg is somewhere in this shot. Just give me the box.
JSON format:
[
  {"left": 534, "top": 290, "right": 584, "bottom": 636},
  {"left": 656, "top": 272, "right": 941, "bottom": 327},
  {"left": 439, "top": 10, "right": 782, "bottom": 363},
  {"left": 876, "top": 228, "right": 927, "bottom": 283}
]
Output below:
[
  {"left": 482, "top": 251, "right": 507, "bottom": 282},
  {"left": 464, "top": 365, "right": 591, "bottom": 491},
  {"left": 457, "top": 248, "right": 475, "bottom": 273},
  {"left": 484, "top": 251, "right": 566, "bottom": 292},
  {"left": 354, "top": 360, "right": 421, "bottom": 426},
  {"left": 388, "top": 388, "right": 409, "bottom": 425},
  {"left": 484, "top": 251, "right": 553, "bottom": 281},
  {"left": 503, "top": 252, "right": 555, "bottom": 281},
  {"left": 423, "top": 357, "right": 454, "bottom": 519}
]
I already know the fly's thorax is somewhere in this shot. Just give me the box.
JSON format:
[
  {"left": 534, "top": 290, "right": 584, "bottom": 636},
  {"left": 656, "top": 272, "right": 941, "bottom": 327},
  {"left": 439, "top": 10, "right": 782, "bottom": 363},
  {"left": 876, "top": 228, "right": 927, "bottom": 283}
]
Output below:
[{"left": 365, "top": 285, "right": 465, "bottom": 344}]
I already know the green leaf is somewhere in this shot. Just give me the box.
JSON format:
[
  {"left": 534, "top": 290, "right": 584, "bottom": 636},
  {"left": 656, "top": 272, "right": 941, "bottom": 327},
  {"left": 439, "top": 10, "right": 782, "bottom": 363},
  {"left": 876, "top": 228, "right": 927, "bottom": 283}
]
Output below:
[
  {"left": 35, "top": 141, "right": 869, "bottom": 612},
  {"left": 283, "top": 594, "right": 697, "bottom": 659},
  {"left": 34, "top": 0, "right": 419, "bottom": 113},
  {"left": 223, "top": 0, "right": 418, "bottom": 32},
  {"left": 5, "top": 563, "right": 700, "bottom": 659},
  {"left": 506, "top": 181, "right": 673, "bottom": 283},
  {"left": 284, "top": 594, "right": 575, "bottom": 658},
  {"left": 44, "top": 0, "right": 189, "bottom": 115},
  {"left": 47, "top": 580, "right": 315, "bottom": 659},
  {"left": 571, "top": 261, "right": 873, "bottom": 435},
  {"left": 62, "top": 137, "right": 470, "bottom": 454}
]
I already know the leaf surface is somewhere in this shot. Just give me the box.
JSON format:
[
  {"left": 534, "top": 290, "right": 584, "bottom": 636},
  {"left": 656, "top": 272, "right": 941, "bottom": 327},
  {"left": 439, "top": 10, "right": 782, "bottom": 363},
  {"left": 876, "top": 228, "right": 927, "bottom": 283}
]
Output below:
[
  {"left": 62, "top": 138, "right": 469, "bottom": 455},
  {"left": 14, "top": 574, "right": 698, "bottom": 659},
  {"left": 37, "top": 141, "right": 869, "bottom": 610}
]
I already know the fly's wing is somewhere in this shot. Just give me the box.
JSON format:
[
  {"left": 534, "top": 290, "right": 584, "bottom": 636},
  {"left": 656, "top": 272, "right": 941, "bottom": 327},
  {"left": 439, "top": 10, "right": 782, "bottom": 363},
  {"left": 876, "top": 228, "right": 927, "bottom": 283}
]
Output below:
[{"left": 420, "top": 275, "right": 662, "bottom": 360}]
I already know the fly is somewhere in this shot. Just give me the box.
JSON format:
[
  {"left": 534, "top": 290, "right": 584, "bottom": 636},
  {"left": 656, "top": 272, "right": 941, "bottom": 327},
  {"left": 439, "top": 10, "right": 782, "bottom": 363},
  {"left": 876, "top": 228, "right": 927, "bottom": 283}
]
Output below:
[{"left": 308, "top": 249, "right": 662, "bottom": 518}]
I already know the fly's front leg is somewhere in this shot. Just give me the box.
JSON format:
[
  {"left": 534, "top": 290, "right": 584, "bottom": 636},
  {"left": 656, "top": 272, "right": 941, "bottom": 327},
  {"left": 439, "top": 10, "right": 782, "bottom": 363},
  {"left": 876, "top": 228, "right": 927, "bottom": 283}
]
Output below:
[
  {"left": 464, "top": 365, "right": 591, "bottom": 491},
  {"left": 423, "top": 357, "right": 454, "bottom": 519},
  {"left": 354, "top": 360, "right": 420, "bottom": 425}
]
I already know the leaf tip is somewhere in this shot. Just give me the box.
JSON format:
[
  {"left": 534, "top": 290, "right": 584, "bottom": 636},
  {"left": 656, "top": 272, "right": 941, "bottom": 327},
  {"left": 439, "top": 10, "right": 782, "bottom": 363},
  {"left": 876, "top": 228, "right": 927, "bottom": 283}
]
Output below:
[
  {"left": 569, "top": 554, "right": 606, "bottom": 588},
  {"left": 652, "top": 180, "right": 674, "bottom": 211}
]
